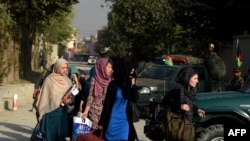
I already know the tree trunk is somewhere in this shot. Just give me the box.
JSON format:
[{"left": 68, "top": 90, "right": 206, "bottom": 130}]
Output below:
[
  {"left": 0, "top": 28, "right": 20, "bottom": 83},
  {"left": 19, "top": 23, "right": 35, "bottom": 79}
]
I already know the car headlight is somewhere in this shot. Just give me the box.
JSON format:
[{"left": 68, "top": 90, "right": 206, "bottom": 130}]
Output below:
[
  {"left": 138, "top": 86, "right": 151, "bottom": 95},
  {"left": 149, "top": 86, "right": 158, "bottom": 91}
]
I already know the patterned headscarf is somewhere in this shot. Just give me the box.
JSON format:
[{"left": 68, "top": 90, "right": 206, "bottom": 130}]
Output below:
[{"left": 93, "top": 58, "right": 112, "bottom": 96}]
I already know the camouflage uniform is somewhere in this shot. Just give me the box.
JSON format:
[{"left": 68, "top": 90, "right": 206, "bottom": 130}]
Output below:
[{"left": 230, "top": 76, "right": 244, "bottom": 91}]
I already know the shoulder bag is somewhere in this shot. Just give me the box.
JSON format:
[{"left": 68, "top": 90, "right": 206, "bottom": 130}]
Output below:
[
  {"left": 30, "top": 122, "right": 46, "bottom": 141},
  {"left": 165, "top": 112, "right": 195, "bottom": 141}
]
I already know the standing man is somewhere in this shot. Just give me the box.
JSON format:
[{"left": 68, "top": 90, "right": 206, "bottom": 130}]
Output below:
[
  {"left": 230, "top": 68, "right": 244, "bottom": 91},
  {"left": 204, "top": 43, "right": 217, "bottom": 59}
]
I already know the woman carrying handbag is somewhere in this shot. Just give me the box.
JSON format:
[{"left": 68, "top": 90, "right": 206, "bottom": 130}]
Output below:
[{"left": 162, "top": 67, "right": 205, "bottom": 141}]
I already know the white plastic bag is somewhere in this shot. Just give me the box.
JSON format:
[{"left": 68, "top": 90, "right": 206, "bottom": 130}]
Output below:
[{"left": 72, "top": 116, "right": 92, "bottom": 141}]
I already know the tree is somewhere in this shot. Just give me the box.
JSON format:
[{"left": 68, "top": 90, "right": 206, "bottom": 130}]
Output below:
[
  {"left": 0, "top": 0, "right": 78, "bottom": 83},
  {"left": 0, "top": 3, "right": 17, "bottom": 83},
  {"left": 104, "top": 0, "right": 250, "bottom": 60},
  {"left": 104, "top": 0, "right": 175, "bottom": 61},
  {"left": 170, "top": 0, "right": 250, "bottom": 48}
]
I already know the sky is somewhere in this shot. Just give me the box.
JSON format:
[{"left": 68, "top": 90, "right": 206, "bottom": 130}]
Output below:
[{"left": 71, "top": 0, "right": 110, "bottom": 40}]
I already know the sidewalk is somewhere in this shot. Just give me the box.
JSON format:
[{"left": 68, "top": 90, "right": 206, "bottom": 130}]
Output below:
[{"left": 0, "top": 106, "right": 151, "bottom": 141}]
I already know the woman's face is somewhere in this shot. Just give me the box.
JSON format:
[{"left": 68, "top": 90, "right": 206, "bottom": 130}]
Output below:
[
  {"left": 59, "top": 63, "right": 69, "bottom": 76},
  {"left": 129, "top": 68, "right": 135, "bottom": 78},
  {"left": 105, "top": 62, "right": 113, "bottom": 76},
  {"left": 189, "top": 74, "right": 199, "bottom": 88}
]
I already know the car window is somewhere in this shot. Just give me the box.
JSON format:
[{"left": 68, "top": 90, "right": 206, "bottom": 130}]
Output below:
[{"left": 137, "top": 66, "right": 177, "bottom": 80}]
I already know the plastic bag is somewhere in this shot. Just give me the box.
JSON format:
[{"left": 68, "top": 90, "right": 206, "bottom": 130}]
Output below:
[{"left": 72, "top": 116, "right": 92, "bottom": 141}]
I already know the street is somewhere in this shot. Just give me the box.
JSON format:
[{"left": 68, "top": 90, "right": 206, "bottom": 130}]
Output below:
[{"left": 0, "top": 107, "right": 150, "bottom": 141}]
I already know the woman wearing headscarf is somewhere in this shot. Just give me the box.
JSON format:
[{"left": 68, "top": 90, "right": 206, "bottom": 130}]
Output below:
[
  {"left": 67, "top": 65, "right": 80, "bottom": 140},
  {"left": 36, "top": 58, "right": 73, "bottom": 141},
  {"left": 162, "top": 67, "right": 205, "bottom": 141},
  {"left": 80, "top": 66, "right": 95, "bottom": 112},
  {"left": 81, "top": 58, "right": 113, "bottom": 130},
  {"left": 98, "top": 61, "right": 139, "bottom": 141}
]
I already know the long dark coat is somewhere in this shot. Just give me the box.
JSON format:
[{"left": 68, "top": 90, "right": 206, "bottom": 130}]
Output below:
[{"left": 98, "top": 80, "right": 139, "bottom": 141}]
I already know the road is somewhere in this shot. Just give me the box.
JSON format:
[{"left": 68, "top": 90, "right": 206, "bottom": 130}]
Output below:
[
  {"left": 0, "top": 107, "right": 150, "bottom": 141},
  {"left": 0, "top": 62, "right": 151, "bottom": 141}
]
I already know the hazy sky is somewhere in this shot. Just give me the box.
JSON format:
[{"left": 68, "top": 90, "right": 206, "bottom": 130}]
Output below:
[{"left": 71, "top": 0, "right": 110, "bottom": 39}]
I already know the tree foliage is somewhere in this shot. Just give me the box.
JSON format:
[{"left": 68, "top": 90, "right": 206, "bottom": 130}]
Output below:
[
  {"left": 0, "top": 0, "right": 78, "bottom": 83},
  {"left": 104, "top": 0, "right": 175, "bottom": 61},
  {"left": 104, "top": 0, "right": 250, "bottom": 60}
]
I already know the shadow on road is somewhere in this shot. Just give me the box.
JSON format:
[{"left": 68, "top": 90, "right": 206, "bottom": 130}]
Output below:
[{"left": 0, "top": 122, "right": 33, "bottom": 141}]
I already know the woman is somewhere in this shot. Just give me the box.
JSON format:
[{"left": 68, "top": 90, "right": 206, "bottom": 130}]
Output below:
[
  {"left": 67, "top": 65, "right": 81, "bottom": 140},
  {"left": 162, "top": 67, "right": 205, "bottom": 141},
  {"left": 81, "top": 58, "right": 113, "bottom": 130},
  {"left": 98, "top": 61, "right": 139, "bottom": 141},
  {"left": 78, "top": 67, "right": 95, "bottom": 114},
  {"left": 36, "top": 58, "right": 73, "bottom": 141}
]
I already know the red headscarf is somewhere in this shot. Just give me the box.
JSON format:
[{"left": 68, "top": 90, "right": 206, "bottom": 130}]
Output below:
[{"left": 94, "top": 58, "right": 112, "bottom": 96}]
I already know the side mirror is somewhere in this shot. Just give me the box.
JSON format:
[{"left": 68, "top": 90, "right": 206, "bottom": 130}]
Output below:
[{"left": 138, "top": 86, "right": 151, "bottom": 95}]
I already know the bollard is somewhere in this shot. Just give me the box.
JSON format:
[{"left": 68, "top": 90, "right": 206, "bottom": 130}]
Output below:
[{"left": 13, "top": 93, "right": 18, "bottom": 110}]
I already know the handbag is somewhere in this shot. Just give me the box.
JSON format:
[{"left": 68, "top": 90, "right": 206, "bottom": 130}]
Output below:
[
  {"left": 72, "top": 116, "right": 93, "bottom": 141},
  {"left": 165, "top": 112, "right": 195, "bottom": 141},
  {"left": 77, "top": 129, "right": 104, "bottom": 141},
  {"left": 30, "top": 122, "right": 46, "bottom": 141},
  {"left": 131, "top": 102, "right": 140, "bottom": 122}
]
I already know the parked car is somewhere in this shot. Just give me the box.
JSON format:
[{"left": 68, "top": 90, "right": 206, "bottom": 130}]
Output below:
[
  {"left": 136, "top": 55, "right": 229, "bottom": 116},
  {"left": 87, "top": 56, "right": 97, "bottom": 65},
  {"left": 143, "top": 85, "right": 250, "bottom": 141}
]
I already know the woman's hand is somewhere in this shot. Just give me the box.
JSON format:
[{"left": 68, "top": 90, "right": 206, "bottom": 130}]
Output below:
[
  {"left": 98, "top": 125, "right": 103, "bottom": 130},
  {"left": 131, "top": 77, "right": 136, "bottom": 86},
  {"left": 63, "top": 97, "right": 72, "bottom": 105},
  {"left": 81, "top": 111, "right": 88, "bottom": 120},
  {"left": 38, "top": 115, "right": 43, "bottom": 122},
  {"left": 198, "top": 108, "right": 205, "bottom": 118},
  {"left": 180, "top": 104, "right": 190, "bottom": 111}
]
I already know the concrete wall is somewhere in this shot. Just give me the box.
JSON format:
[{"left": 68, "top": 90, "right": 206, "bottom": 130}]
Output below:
[
  {"left": 0, "top": 84, "right": 34, "bottom": 112},
  {"left": 219, "top": 36, "right": 250, "bottom": 81}
]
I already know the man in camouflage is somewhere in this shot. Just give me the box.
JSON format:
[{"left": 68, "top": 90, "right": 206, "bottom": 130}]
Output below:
[{"left": 230, "top": 68, "right": 244, "bottom": 91}]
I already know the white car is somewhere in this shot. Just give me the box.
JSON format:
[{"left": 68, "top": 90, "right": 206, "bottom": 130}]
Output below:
[{"left": 87, "top": 56, "right": 97, "bottom": 65}]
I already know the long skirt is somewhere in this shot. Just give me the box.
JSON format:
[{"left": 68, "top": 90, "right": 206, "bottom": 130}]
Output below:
[{"left": 40, "top": 106, "right": 68, "bottom": 141}]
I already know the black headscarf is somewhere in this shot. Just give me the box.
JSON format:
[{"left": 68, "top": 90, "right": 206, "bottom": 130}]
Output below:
[
  {"left": 112, "top": 61, "right": 137, "bottom": 99},
  {"left": 176, "top": 67, "right": 199, "bottom": 101}
]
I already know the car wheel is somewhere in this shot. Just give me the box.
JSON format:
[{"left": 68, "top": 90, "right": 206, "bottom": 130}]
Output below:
[{"left": 196, "top": 124, "right": 224, "bottom": 141}]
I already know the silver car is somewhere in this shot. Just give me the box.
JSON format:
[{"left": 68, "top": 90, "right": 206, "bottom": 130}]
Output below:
[{"left": 87, "top": 56, "right": 97, "bottom": 65}]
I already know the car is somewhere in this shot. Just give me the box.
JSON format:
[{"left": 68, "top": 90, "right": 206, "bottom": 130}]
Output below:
[
  {"left": 87, "top": 56, "right": 97, "bottom": 65},
  {"left": 143, "top": 84, "right": 250, "bottom": 141},
  {"left": 136, "top": 55, "right": 229, "bottom": 116}
]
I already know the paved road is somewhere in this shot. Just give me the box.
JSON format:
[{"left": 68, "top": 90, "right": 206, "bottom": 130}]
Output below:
[{"left": 0, "top": 107, "right": 151, "bottom": 141}]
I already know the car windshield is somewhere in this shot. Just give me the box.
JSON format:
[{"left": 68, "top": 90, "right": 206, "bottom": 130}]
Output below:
[{"left": 137, "top": 65, "right": 177, "bottom": 80}]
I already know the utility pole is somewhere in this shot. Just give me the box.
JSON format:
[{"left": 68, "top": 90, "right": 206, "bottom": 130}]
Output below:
[{"left": 75, "top": 29, "right": 78, "bottom": 53}]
